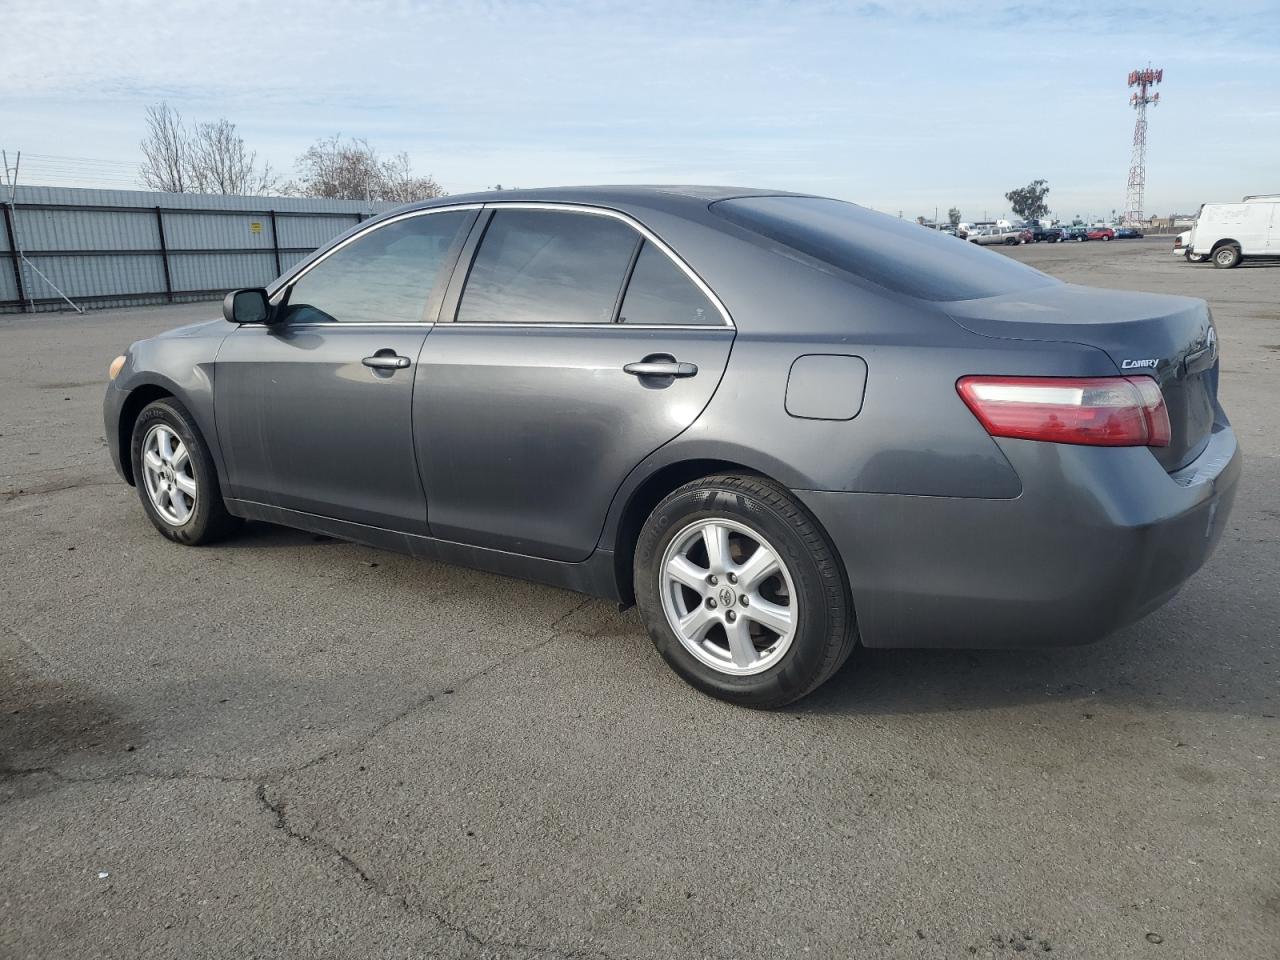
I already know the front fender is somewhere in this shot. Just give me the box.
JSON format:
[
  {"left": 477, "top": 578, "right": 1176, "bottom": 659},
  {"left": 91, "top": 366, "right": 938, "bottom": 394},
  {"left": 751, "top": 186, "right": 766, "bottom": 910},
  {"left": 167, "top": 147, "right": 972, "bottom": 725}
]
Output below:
[{"left": 107, "top": 330, "right": 229, "bottom": 490}]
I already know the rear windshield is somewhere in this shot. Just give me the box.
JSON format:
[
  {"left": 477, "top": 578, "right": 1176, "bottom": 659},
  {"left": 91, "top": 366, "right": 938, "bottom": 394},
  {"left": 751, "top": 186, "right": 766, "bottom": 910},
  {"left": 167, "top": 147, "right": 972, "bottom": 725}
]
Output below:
[{"left": 711, "top": 196, "right": 1059, "bottom": 302}]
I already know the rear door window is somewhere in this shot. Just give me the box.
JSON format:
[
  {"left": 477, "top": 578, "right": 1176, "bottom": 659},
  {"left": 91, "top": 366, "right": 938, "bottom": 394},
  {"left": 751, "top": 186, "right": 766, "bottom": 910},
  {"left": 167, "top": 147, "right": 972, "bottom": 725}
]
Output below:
[
  {"left": 712, "top": 196, "right": 1059, "bottom": 303},
  {"left": 456, "top": 209, "right": 639, "bottom": 324},
  {"left": 618, "top": 242, "right": 720, "bottom": 326}
]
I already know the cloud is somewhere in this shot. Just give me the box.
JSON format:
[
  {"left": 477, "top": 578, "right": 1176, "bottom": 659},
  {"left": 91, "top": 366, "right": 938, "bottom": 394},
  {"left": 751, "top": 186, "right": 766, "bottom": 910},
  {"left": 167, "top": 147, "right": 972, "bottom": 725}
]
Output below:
[{"left": 2, "top": 0, "right": 1276, "bottom": 213}]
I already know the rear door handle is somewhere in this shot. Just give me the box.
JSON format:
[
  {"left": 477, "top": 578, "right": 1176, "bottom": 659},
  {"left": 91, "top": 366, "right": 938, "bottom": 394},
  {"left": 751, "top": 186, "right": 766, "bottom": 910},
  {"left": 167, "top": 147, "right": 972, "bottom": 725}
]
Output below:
[
  {"left": 362, "top": 353, "right": 411, "bottom": 370},
  {"left": 623, "top": 360, "right": 698, "bottom": 379}
]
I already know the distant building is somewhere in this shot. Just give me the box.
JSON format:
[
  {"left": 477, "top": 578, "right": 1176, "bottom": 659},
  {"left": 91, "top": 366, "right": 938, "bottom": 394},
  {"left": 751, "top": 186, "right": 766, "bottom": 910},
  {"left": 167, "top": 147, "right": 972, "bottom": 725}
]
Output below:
[{"left": 1149, "top": 214, "right": 1197, "bottom": 230}]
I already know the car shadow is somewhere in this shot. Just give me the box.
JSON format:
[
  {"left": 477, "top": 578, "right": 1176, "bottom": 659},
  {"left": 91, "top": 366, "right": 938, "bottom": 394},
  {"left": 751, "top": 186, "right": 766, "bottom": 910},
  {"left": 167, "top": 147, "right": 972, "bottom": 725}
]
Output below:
[
  {"left": 795, "top": 607, "right": 1276, "bottom": 719},
  {"left": 199, "top": 522, "right": 1276, "bottom": 722},
  {"left": 209, "top": 519, "right": 343, "bottom": 549}
]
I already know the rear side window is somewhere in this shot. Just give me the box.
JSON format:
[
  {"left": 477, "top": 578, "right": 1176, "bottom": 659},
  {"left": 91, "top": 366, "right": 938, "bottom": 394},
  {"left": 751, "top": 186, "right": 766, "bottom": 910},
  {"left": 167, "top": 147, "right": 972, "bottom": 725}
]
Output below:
[
  {"left": 456, "top": 210, "right": 639, "bottom": 324},
  {"left": 619, "top": 242, "right": 719, "bottom": 325},
  {"left": 283, "top": 210, "right": 470, "bottom": 323},
  {"left": 712, "top": 196, "right": 1059, "bottom": 302}
]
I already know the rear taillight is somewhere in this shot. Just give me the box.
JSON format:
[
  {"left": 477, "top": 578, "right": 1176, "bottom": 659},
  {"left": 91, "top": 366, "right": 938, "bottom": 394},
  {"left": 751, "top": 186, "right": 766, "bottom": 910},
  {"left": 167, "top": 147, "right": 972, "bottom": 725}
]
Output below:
[{"left": 957, "top": 376, "right": 1171, "bottom": 447}]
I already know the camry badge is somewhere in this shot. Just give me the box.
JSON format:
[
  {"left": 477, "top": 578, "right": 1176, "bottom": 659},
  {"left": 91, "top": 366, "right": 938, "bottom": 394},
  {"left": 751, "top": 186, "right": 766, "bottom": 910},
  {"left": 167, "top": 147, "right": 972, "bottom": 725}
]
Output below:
[{"left": 1120, "top": 358, "right": 1158, "bottom": 369}]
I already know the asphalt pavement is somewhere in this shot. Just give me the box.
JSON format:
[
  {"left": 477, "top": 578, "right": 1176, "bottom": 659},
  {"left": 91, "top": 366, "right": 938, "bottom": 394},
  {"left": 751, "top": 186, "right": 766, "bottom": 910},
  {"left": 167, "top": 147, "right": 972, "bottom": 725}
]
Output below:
[{"left": 2, "top": 237, "right": 1277, "bottom": 959}]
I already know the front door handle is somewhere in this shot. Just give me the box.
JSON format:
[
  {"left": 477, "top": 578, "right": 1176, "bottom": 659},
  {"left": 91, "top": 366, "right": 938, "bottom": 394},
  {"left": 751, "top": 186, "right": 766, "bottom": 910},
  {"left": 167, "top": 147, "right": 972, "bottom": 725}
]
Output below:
[
  {"left": 362, "top": 353, "right": 411, "bottom": 370},
  {"left": 623, "top": 359, "right": 698, "bottom": 379}
]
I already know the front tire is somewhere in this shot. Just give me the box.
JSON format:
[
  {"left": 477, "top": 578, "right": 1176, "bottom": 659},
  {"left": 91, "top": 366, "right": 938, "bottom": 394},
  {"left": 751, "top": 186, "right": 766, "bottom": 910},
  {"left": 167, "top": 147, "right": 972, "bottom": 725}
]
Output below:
[
  {"left": 633, "top": 475, "right": 856, "bottom": 708},
  {"left": 130, "top": 398, "right": 237, "bottom": 545}
]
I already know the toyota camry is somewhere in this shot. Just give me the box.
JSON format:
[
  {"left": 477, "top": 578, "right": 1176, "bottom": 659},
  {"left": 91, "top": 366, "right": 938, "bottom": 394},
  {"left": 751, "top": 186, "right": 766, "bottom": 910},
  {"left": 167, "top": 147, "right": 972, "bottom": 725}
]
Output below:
[{"left": 103, "top": 187, "right": 1240, "bottom": 707}]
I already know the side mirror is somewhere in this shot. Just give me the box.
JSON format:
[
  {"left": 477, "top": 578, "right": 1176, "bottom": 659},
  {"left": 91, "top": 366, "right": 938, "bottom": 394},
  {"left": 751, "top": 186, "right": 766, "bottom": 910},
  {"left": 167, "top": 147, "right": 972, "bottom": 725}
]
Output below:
[{"left": 222, "top": 288, "right": 271, "bottom": 325}]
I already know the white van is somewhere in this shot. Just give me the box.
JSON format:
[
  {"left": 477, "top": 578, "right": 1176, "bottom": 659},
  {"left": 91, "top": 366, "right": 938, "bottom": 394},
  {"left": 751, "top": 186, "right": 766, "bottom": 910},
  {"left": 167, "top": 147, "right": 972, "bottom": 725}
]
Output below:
[{"left": 1187, "top": 196, "right": 1280, "bottom": 267}]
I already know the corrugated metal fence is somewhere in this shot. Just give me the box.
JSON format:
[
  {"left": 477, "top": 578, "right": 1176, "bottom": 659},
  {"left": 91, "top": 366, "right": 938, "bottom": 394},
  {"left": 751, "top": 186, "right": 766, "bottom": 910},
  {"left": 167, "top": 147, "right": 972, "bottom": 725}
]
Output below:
[{"left": 1, "top": 186, "right": 398, "bottom": 314}]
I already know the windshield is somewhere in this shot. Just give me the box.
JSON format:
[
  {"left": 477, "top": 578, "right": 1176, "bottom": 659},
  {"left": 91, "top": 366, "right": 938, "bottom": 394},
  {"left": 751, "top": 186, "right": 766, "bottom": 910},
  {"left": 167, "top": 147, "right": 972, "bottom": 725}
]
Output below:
[{"left": 712, "top": 196, "right": 1058, "bottom": 302}]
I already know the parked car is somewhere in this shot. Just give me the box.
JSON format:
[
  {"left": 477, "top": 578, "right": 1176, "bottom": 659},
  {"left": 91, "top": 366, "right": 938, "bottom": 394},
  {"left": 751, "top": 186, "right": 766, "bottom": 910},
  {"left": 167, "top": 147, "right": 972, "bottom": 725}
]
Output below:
[
  {"left": 103, "top": 187, "right": 1240, "bottom": 707},
  {"left": 1029, "top": 225, "right": 1062, "bottom": 242},
  {"left": 1063, "top": 225, "right": 1091, "bottom": 242},
  {"left": 1115, "top": 226, "right": 1144, "bottom": 239},
  {"left": 1174, "top": 230, "right": 1207, "bottom": 262},
  {"left": 969, "top": 226, "right": 1026, "bottom": 245},
  {"left": 1185, "top": 197, "right": 1280, "bottom": 268},
  {"left": 1087, "top": 227, "right": 1115, "bottom": 241}
]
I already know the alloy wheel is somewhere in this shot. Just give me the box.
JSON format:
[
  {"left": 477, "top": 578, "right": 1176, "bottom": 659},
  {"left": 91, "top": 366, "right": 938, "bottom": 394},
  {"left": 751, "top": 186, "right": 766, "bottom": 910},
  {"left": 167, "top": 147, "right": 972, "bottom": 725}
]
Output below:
[
  {"left": 659, "top": 518, "right": 798, "bottom": 675},
  {"left": 141, "top": 423, "right": 197, "bottom": 525}
]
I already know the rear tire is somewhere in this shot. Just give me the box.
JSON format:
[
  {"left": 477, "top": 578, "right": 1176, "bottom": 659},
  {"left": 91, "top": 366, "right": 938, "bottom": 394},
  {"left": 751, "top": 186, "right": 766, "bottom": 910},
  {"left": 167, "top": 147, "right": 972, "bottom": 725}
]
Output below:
[
  {"left": 634, "top": 474, "right": 856, "bottom": 708},
  {"left": 1213, "top": 244, "right": 1241, "bottom": 268},
  {"left": 130, "top": 398, "right": 238, "bottom": 545}
]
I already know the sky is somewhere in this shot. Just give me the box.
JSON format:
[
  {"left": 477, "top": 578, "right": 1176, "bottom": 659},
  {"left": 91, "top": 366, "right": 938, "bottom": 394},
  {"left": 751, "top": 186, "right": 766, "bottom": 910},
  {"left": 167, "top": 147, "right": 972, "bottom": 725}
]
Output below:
[{"left": 2, "top": 1, "right": 1278, "bottom": 220}]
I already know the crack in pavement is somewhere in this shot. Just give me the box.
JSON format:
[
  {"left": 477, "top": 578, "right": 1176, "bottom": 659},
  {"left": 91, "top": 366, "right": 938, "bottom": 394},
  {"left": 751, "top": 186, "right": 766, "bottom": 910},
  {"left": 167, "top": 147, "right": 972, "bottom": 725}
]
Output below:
[
  {"left": 272, "top": 595, "right": 597, "bottom": 783},
  {"left": 7, "top": 596, "right": 612, "bottom": 953},
  {"left": 4, "top": 595, "right": 597, "bottom": 795},
  {"left": 255, "top": 783, "right": 619, "bottom": 960},
  {"left": 0, "top": 764, "right": 253, "bottom": 788},
  {"left": 2, "top": 476, "right": 119, "bottom": 502}
]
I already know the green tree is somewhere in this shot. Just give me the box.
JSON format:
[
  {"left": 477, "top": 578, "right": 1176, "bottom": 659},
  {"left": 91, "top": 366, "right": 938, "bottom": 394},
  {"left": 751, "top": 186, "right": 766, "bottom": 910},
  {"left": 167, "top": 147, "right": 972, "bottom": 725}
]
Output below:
[
  {"left": 1004, "top": 179, "right": 1050, "bottom": 221},
  {"left": 947, "top": 207, "right": 961, "bottom": 228}
]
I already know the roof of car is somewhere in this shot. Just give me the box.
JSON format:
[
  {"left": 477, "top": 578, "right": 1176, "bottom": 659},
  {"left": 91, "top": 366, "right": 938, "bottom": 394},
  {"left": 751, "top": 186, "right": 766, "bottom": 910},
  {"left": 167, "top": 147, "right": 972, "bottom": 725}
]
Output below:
[{"left": 404, "top": 184, "right": 811, "bottom": 214}]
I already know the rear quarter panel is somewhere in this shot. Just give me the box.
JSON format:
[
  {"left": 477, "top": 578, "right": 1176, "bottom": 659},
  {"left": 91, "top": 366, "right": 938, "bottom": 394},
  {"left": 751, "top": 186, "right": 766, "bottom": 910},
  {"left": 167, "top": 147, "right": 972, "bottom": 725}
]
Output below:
[{"left": 593, "top": 220, "right": 1119, "bottom": 549}]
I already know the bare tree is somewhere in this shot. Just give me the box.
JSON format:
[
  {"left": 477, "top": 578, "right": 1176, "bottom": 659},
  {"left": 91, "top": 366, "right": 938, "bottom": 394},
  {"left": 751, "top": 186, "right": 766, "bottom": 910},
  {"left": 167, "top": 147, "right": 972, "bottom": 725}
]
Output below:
[
  {"left": 291, "top": 135, "right": 445, "bottom": 202},
  {"left": 139, "top": 103, "right": 190, "bottom": 193},
  {"left": 139, "top": 102, "right": 277, "bottom": 195},
  {"left": 290, "top": 135, "right": 377, "bottom": 200},
  {"left": 379, "top": 151, "right": 444, "bottom": 203},
  {"left": 189, "top": 119, "right": 279, "bottom": 196}
]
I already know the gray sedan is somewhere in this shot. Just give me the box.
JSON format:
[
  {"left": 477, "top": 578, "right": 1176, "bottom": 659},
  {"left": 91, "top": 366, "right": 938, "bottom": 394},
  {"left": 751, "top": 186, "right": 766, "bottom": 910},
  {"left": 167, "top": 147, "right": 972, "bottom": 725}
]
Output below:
[{"left": 104, "top": 187, "right": 1240, "bottom": 707}]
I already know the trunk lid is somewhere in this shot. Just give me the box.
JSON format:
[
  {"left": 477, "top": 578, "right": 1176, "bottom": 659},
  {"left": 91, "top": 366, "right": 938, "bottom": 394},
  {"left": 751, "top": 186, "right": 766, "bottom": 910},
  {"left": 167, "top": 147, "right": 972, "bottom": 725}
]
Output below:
[{"left": 945, "top": 284, "right": 1218, "bottom": 471}]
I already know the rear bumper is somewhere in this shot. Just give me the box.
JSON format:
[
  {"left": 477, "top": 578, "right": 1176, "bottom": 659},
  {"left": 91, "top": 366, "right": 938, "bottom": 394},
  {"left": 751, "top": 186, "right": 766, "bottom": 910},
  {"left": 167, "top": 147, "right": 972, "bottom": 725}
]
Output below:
[{"left": 797, "top": 414, "right": 1241, "bottom": 649}]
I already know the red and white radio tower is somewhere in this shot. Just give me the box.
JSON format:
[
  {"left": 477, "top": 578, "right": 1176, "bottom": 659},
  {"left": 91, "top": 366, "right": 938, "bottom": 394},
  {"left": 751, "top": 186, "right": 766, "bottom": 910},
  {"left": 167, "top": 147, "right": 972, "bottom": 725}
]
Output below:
[{"left": 1124, "top": 66, "right": 1162, "bottom": 224}]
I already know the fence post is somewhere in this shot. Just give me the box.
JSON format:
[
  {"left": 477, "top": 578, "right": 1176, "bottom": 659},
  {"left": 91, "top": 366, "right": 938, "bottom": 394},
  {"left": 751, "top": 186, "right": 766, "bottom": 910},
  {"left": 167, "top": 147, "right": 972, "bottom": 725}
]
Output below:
[
  {"left": 269, "top": 209, "right": 282, "bottom": 276},
  {"left": 154, "top": 207, "right": 173, "bottom": 302},
  {"left": 3, "top": 203, "right": 30, "bottom": 312}
]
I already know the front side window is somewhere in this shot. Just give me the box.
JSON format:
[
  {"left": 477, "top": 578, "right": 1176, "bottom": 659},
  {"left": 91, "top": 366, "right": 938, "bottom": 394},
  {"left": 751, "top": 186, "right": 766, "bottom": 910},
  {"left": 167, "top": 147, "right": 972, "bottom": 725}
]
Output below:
[
  {"left": 618, "top": 242, "right": 719, "bottom": 325},
  {"left": 283, "top": 210, "right": 470, "bottom": 324},
  {"left": 456, "top": 209, "right": 639, "bottom": 324}
]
